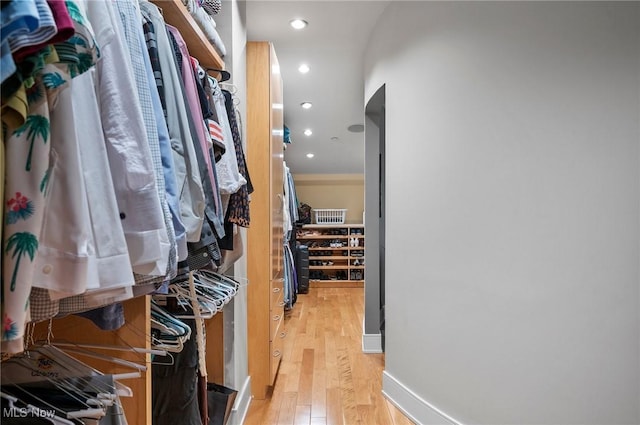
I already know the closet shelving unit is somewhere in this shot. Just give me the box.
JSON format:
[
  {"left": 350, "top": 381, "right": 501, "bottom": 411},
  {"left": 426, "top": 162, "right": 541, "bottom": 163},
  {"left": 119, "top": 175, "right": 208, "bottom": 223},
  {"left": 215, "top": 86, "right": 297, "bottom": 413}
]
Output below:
[
  {"left": 298, "top": 224, "right": 365, "bottom": 288},
  {"left": 33, "top": 2, "right": 227, "bottom": 423},
  {"left": 246, "top": 41, "right": 287, "bottom": 400}
]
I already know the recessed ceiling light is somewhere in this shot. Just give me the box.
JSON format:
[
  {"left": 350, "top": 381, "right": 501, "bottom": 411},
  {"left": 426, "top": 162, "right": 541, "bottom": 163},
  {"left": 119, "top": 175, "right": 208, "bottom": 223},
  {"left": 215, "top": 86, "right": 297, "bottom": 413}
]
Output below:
[
  {"left": 290, "top": 19, "right": 308, "bottom": 30},
  {"left": 306, "top": 153, "right": 315, "bottom": 158},
  {"left": 300, "top": 102, "right": 312, "bottom": 109},
  {"left": 298, "top": 64, "right": 310, "bottom": 74},
  {"left": 304, "top": 129, "right": 313, "bottom": 136},
  {"left": 347, "top": 124, "right": 365, "bottom": 133}
]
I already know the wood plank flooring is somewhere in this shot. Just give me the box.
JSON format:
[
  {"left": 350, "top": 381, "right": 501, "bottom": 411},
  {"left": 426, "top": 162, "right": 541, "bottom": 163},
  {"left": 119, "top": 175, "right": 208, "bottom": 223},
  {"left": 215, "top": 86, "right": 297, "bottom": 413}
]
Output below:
[{"left": 244, "top": 287, "right": 414, "bottom": 425}]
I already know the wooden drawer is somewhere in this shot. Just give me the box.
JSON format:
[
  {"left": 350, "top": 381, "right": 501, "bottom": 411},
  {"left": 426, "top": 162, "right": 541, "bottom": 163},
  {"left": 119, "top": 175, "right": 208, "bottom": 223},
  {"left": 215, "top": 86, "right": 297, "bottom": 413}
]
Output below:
[
  {"left": 271, "top": 278, "right": 284, "bottom": 307},
  {"left": 270, "top": 323, "right": 286, "bottom": 382},
  {"left": 270, "top": 305, "right": 283, "bottom": 341},
  {"left": 272, "top": 267, "right": 284, "bottom": 282}
]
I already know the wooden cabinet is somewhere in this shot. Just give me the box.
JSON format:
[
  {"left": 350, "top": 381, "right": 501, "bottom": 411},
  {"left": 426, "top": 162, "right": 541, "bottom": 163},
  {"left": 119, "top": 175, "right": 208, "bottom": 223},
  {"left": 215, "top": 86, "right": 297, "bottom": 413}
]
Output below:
[
  {"left": 297, "top": 224, "right": 365, "bottom": 288},
  {"left": 246, "top": 41, "right": 286, "bottom": 400}
]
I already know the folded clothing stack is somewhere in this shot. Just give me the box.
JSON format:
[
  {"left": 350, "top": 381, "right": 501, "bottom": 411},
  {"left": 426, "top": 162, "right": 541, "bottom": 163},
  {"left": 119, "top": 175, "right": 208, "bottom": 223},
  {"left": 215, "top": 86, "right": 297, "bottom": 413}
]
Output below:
[{"left": 183, "top": 0, "right": 227, "bottom": 57}]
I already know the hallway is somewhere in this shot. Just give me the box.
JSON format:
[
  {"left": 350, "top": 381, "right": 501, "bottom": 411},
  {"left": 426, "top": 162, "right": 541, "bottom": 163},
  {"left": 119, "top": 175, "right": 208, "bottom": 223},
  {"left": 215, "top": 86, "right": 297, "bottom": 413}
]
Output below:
[{"left": 244, "top": 287, "right": 414, "bottom": 425}]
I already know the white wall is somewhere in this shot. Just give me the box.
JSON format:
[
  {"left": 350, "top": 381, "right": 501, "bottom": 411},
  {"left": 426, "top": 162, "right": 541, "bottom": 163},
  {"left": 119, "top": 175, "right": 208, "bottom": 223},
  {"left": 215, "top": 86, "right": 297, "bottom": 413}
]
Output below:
[
  {"left": 364, "top": 2, "right": 639, "bottom": 424},
  {"left": 218, "top": 2, "right": 251, "bottom": 424},
  {"left": 293, "top": 174, "right": 365, "bottom": 224}
]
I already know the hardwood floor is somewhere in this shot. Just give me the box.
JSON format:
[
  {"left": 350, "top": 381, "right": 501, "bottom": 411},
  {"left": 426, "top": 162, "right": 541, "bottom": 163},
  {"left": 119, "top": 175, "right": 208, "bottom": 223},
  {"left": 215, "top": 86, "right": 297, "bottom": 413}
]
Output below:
[{"left": 243, "top": 287, "right": 414, "bottom": 425}]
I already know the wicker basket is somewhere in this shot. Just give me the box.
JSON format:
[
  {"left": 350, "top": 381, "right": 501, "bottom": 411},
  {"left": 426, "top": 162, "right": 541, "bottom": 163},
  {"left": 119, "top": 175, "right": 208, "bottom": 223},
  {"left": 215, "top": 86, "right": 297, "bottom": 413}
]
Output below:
[{"left": 313, "top": 209, "right": 347, "bottom": 224}]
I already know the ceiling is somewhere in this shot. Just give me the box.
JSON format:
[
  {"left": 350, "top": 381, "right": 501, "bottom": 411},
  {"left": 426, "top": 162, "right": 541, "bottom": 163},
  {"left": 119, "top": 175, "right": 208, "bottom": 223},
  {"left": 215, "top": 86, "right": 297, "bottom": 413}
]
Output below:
[{"left": 245, "top": 1, "right": 390, "bottom": 175}]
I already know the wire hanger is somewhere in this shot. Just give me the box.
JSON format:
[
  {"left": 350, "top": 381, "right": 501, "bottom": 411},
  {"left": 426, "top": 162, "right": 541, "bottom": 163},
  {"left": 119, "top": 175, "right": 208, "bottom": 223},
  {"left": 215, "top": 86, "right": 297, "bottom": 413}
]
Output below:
[{"left": 219, "top": 81, "right": 238, "bottom": 95}]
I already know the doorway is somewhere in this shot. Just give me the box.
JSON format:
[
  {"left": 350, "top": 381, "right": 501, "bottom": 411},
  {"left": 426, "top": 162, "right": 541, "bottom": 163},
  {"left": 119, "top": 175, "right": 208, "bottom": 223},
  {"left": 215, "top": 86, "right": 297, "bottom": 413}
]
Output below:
[{"left": 364, "top": 85, "right": 386, "bottom": 352}]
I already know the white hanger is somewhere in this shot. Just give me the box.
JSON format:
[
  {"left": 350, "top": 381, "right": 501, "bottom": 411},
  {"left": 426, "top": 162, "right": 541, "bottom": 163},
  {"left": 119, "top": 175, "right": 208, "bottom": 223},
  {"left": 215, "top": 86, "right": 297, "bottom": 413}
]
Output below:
[
  {"left": 150, "top": 302, "right": 192, "bottom": 352},
  {"left": 157, "top": 280, "right": 218, "bottom": 319},
  {"left": 52, "top": 341, "right": 167, "bottom": 357},
  {"left": 2, "top": 345, "right": 130, "bottom": 408},
  {"left": 55, "top": 346, "right": 147, "bottom": 372},
  {"left": 1, "top": 358, "right": 107, "bottom": 421}
]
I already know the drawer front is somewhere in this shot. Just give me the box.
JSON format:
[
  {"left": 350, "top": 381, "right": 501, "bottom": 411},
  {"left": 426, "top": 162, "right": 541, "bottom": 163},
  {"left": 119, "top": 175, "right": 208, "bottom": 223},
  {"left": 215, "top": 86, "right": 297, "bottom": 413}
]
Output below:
[
  {"left": 270, "top": 324, "right": 286, "bottom": 382},
  {"left": 270, "top": 305, "right": 284, "bottom": 341},
  {"left": 272, "top": 267, "right": 284, "bottom": 282},
  {"left": 271, "top": 279, "right": 284, "bottom": 307}
]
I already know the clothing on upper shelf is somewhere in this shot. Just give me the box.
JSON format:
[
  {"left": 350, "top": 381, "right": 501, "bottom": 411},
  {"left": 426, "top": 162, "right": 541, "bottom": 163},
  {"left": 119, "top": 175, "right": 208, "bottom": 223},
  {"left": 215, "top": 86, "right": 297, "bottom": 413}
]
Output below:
[
  {"left": 1, "top": 0, "right": 251, "bottom": 354},
  {"left": 183, "top": 0, "right": 226, "bottom": 57}
]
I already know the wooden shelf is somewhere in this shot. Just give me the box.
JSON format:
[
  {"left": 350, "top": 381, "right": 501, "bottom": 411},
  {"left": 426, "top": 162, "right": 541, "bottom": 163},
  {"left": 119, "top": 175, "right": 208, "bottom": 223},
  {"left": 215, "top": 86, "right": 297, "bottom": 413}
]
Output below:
[
  {"left": 303, "top": 223, "right": 363, "bottom": 228},
  {"left": 150, "top": 0, "right": 225, "bottom": 70},
  {"left": 309, "top": 280, "right": 364, "bottom": 289},
  {"left": 299, "top": 235, "right": 364, "bottom": 240},
  {"left": 299, "top": 234, "right": 348, "bottom": 240},
  {"left": 301, "top": 224, "right": 366, "bottom": 291},
  {"left": 309, "top": 265, "right": 349, "bottom": 270}
]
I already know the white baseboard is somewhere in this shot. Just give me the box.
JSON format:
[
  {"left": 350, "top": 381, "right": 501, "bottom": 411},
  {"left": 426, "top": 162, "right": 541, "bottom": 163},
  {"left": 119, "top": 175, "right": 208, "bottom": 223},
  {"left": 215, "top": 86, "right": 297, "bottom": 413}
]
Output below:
[
  {"left": 362, "top": 333, "right": 383, "bottom": 353},
  {"left": 231, "top": 377, "right": 251, "bottom": 425},
  {"left": 382, "top": 371, "right": 463, "bottom": 425}
]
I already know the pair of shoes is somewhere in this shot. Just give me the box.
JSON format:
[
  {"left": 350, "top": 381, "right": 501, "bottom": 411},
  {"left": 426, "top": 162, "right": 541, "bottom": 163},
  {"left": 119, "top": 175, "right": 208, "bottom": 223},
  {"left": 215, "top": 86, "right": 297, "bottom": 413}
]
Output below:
[{"left": 350, "top": 270, "right": 363, "bottom": 280}]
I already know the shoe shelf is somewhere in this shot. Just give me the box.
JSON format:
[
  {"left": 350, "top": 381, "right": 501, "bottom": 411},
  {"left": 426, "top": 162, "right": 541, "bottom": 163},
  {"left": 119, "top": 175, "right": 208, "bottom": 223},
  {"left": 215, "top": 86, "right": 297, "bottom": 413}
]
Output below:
[{"left": 297, "top": 224, "right": 365, "bottom": 288}]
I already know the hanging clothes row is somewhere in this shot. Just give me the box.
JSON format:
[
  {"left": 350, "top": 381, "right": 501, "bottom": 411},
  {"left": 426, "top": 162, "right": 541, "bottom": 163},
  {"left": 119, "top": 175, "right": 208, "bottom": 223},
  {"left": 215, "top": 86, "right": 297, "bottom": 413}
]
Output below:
[
  {"left": 282, "top": 162, "right": 300, "bottom": 309},
  {"left": 1, "top": 0, "right": 252, "bottom": 355}
]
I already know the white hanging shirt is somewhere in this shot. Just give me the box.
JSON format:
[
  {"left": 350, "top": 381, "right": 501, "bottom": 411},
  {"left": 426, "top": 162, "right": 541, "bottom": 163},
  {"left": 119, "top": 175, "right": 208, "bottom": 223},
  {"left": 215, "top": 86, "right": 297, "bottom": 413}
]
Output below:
[{"left": 86, "top": 0, "right": 170, "bottom": 276}]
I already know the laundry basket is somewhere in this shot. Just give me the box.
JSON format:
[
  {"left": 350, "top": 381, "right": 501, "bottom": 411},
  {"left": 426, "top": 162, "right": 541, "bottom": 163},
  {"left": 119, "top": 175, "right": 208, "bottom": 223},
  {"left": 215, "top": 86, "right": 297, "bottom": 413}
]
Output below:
[{"left": 314, "top": 209, "right": 347, "bottom": 224}]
